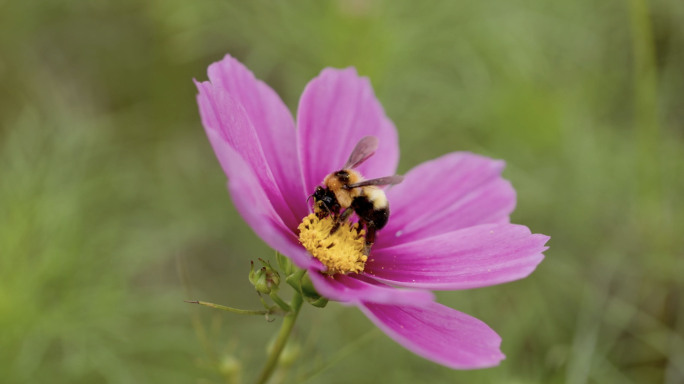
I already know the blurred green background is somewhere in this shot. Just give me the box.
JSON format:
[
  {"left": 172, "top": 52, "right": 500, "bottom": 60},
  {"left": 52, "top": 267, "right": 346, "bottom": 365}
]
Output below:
[{"left": 1, "top": 0, "right": 683, "bottom": 383}]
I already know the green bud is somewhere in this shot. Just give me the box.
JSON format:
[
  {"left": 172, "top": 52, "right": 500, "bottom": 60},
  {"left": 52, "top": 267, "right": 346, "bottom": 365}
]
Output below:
[
  {"left": 278, "top": 339, "right": 302, "bottom": 367},
  {"left": 249, "top": 259, "right": 280, "bottom": 294},
  {"left": 218, "top": 354, "right": 242, "bottom": 383},
  {"left": 266, "top": 335, "right": 301, "bottom": 368}
]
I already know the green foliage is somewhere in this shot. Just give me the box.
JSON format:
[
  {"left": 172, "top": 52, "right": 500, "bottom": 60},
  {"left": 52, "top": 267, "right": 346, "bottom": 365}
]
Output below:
[{"left": 1, "top": 0, "right": 683, "bottom": 383}]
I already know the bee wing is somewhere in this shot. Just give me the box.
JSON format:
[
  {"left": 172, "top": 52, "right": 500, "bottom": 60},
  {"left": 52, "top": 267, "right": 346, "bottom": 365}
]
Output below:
[
  {"left": 345, "top": 175, "right": 404, "bottom": 189},
  {"left": 344, "top": 136, "right": 379, "bottom": 169}
]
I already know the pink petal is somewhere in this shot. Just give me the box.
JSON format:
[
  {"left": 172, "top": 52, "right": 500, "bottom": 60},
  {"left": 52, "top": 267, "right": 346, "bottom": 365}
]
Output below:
[
  {"left": 377, "top": 152, "right": 516, "bottom": 248},
  {"left": 366, "top": 223, "right": 548, "bottom": 290},
  {"left": 307, "top": 269, "right": 434, "bottom": 306},
  {"left": 206, "top": 55, "right": 308, "bottom": 220},
  {"left": 296, "top": 68, "right": 399, "bottom": 194},
  {"left": 360, "top": 301, "right": 505, "bottom": 369},
  {"left": 202, "top": 125, "right": 314, "bottom": 269},
  {"left": 196, "top": 80, "right": 302, "bottom": 231}
]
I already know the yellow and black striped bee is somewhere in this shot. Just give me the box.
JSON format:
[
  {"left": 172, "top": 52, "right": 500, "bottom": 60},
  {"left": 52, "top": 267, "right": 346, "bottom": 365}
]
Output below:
[{"left": 311, "top": 136, "right": 403, "bottom": 255}]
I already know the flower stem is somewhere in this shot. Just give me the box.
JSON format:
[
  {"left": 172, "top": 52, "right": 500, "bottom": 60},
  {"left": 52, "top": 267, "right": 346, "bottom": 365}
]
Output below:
[
  {"left": 185, "top": 300, "right": 281, "bottom": 316},
  {"left": 255, "top": 291, "right": 303, "bottom": 384},
  {"left": 269, "top": 291, "right": 291, "bottom": 312}
]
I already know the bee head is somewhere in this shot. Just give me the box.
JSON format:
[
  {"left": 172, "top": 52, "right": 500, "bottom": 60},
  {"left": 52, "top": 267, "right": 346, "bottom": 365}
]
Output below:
[
  {"left": 310, "top": 186, "right": 340, "bottom": 217},
  {"left": 311, "top": 186, "right": 326, "bottom": 201}
]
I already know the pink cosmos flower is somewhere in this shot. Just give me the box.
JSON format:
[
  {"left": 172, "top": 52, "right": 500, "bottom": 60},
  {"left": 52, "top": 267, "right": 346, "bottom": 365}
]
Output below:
[{"left": 195, "top": 54, "right": 549, "bottom": 369}]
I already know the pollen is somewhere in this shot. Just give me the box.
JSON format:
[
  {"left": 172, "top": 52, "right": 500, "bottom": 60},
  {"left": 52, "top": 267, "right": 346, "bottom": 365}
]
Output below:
[{"left": 297, "top": 213, "right": 367, "bottom": 275}]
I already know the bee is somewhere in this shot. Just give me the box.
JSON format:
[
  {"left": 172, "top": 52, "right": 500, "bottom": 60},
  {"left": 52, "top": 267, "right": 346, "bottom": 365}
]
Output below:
[{"left": 311, "top": 136, "right": 404, "bottom": 255}]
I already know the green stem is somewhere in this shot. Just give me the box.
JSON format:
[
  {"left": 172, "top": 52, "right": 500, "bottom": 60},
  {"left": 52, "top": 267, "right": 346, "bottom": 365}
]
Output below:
[
  {"left": 255, "top": 292, "right": 303, "bottom": 384},
  {"left": 629, "top": 0, "right": 661, "bottom": 210},
  {"left": 269, "top": 291, "right": 291, "bottom": 312},
  {"left": 185, "top": 300, "right": 281, "bottom": 316}
]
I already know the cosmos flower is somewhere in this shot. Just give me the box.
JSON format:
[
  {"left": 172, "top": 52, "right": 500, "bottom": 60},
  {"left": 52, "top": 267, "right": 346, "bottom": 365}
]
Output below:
[{"left": 195, "top": 54, "right": 549, "bottom": 369}]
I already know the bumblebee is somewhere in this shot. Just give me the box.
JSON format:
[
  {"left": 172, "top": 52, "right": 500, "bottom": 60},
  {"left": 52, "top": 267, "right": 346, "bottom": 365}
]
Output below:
[{"left": 311, "top": 136, "right": 403, "bottom": 255}]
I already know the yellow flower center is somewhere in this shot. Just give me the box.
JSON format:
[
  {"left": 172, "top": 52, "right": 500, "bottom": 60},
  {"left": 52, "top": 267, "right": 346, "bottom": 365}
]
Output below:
[{"left": 297, "top": 213, "right": 367, "bottom": 275}]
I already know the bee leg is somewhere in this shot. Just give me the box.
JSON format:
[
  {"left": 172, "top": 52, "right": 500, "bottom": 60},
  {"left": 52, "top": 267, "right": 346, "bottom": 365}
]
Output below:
[
  {"left": 355, "top": 218, "right": 366, "bottom": 235},
  {"left": 330, "top": 208, "right": 354, "bottom": 234},
  {"left": 315, "top": 200, "right": 330, "bottom": 218},
  {"left": 363, "top": 225, "right": 377, "bottom": 256}
]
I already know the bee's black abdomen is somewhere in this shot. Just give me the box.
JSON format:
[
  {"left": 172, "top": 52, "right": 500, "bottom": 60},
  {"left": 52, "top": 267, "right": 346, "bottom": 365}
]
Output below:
[
  {"left": 352, "top": 196, "right": 389, "bottom": 230},
  {"left": 372, "top": 207, "right": 390, "bottom": 230}
]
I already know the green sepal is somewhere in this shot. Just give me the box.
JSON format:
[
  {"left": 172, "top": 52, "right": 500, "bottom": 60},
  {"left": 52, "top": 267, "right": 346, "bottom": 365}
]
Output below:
[
  {"left": 299, "top": 273, "right": 328, "bottom": 307},
  {"left": 285, "top": 268, "right": 306, "bottom": 294},
  {"left": 283, "top": 268, "right": 326, "bottom": 307},
  {"left": 307, "top": 296, "right": 329, "bottom": 308},
  {"left": 300, "top": 273, "right": 318, "bottom": 298},
  {"left": 275, "top": 251, "right": 293, "bottom": 276}
]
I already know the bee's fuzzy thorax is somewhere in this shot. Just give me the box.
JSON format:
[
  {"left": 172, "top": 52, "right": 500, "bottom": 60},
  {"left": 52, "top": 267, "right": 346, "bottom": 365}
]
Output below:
[{"left": 324, "top": 169, "right": 363, "bottom": 207}]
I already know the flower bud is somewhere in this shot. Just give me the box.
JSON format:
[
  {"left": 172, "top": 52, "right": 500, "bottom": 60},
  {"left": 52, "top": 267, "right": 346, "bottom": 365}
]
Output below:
[
  {"left": 266, "top": 335, "right": 301, "bottom": 368},
  {"left": 249, "top": 259, "right": 280, "bottom": 294},
  {"left": 218, "top": 354, "right": 242, "bottom": 383}
]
